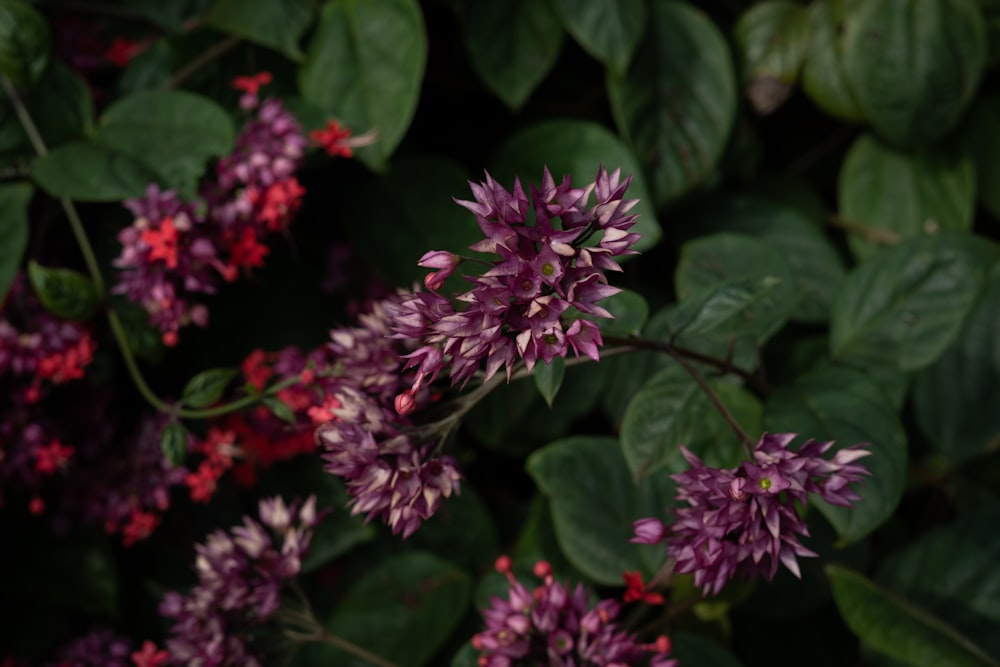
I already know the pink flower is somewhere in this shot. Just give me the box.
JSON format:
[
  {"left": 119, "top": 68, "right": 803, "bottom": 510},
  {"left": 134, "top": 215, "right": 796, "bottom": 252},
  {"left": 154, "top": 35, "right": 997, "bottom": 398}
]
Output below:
[{"left": 131, "top": 640, "right": 168, "bottom": 667}]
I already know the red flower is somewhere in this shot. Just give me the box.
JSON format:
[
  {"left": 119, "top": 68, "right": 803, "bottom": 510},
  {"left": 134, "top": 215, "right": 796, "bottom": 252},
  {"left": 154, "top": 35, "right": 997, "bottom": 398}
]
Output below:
[
  {"left": 241, "top": 349, "right": 273, "bottom": 391},
  {"left": 232, "top": 71, "right": 272, "bottom": 95},
  {"left": 121, "top": 509, "right": 159, "bottom": 546},
  {"left": 140, "top": 217, "right": 181, "bottom": 268},
  {"left": 105, "top": 37, "right": 142, "bottom": 67},
  {"left": 310, "top": 119, "right": 355, "bottom": 158},
  {"left": 131, "top": 640, "right": 169, "bottom": 667},
  {"left": 622, "top": 570, "right": 664, "bottom": 605},
  {"left": 34, "top": 439, "right": 74, "bottom": 475}
]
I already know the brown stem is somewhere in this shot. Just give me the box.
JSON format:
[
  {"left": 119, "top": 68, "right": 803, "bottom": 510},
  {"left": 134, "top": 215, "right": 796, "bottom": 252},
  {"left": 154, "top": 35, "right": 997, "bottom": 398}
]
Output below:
[
  {"left": 165, "top": 35, "right": 241, "bottom": 89},
  {"left": 827, "top": 214, "right": 901, "bottom": 245}
]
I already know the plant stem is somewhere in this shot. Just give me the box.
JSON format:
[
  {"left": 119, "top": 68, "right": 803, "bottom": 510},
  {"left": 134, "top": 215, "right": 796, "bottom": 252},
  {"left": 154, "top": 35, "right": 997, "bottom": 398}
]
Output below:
[
  {"left": 165, "top": 35, "right": 241, "bottom": 90},
  {"left": 827, "top": 213, "right": 901, "bottom": 245}
]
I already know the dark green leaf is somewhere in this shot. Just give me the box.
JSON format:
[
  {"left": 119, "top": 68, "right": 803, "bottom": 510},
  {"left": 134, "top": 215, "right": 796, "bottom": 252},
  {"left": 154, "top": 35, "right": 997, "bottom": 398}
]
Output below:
[
  {"left": 111, "top": 297, "right": 164, "bottom": 364},
  {"left": 27, "top": 261, "right": 99, "bottom": 321},
  {"left": 408, "top": 485, "right": 501, "bottom": 572},
  {"left": 122, "top": 0, "right": 210, "bottom": 31},
  {"left": 962, "top": 93, "right": 1000, "bottom": 220},
  {"left": 828, "top": 564, "right": 999, "bottom": 667},
  {"left": 913, "top": 263, "right": 1000, "bottom": 464},
  {"left": 0, "top": 0, "right": 50, "bottom": 88},
  {"left": 533, "top": 356, "right": 565, "bottom": 408},
  {"left": 96, "top": 90, "right": 235, "bottom": 196},
  {"left": 555, "top": 0, "right": 645, "bottom": 74},
  {"left": 450, "top": 644, "right": 478, "bottom": 667},
  {"left": 734, "top": 1, "right": 810, "bottom": 115},
  {"left": 181, "top": 367, "right": 237, "bottom": 408},
  {"left": 299, "top": 0, "right": 427, "bottom": 170},
  {"left": 601, "top": 307, "right": 674, "bottom": 424},
  {"left": 841, "top": 0, "right": 986, "bottom": 146},
  {"left": 673, "top": 632, "right": 747, "bottom": 667},
  {"left": 830, "top": 233, "right": 996, "bottom": 373},
  {"left": 838, "top": 134, "right": 975, "bottom": 260},
  {"left": 489, "top": 119, "right": 662, "bottom": 252},
  {"left": 320, "top": 552, "right": 471, "bottom": 667},
  {"left": 0, "top": 61, "right": 92, "bottom": 157},
  {"left": 800, "top": 0, "right": 865, "bottom": 121},
  {"left": 607, "top": 0, "right": 737, "bottom": 207},
  {"left": 31, "top": 141, "right": 160, "bottom": 201},
  {"left": 526, "top": 436, "right": 675, "bottom": 584},
  {"left": 207, "top": 0, "right": 314, "bottom": 59},
  {"left": 0, "top": 182, "right": 31, "bottom": 300},
  {"left": 621, "top": 365, "right": 759, "bottom": 482},
  {"left": 160, "top": 421, "right": 189, "bottom": 467},
  {"left": 261, "top": 395, "right": 296, "bottom": 423},
  {"left": 675, "top": 233, "right": 800, "bottom": 342},
  {"left": 595, "top": 288, "right": 648, "bottom": 336},
  {"left": 667, "top": 275, "right": 781, "bottom": 338},
  {"left": 763, "top": 366, "right": 907, "bottom": 543},
  {"left": 465, "top": 0, "right": 563, "bottom": 110}
]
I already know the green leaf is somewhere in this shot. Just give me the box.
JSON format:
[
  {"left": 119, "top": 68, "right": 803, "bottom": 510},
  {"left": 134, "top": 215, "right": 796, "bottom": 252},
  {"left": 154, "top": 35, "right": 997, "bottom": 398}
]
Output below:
[
  {"left": 827, "top": 564, "right": 999, "bottom": 667},
  {"left": 675, "top": 233, "right": 800, "bottom": 342},
  {"left": 489, "top": 119, "right": 662, "bottom": 252},
  {"left": 607, "top": 0, "right": 737, "bottom": 208},
  {"left": 342, "top": 155, "right": 480, "bottom": 286},
  {"left": 31, "top": 141, "right": 160, "bottom": 202},
  {"left": 27, "top": 261, "right": 99, "bottom": 321},
  {"left": 0, "top": 61, "right": 92, "bottom": 157},
  {"left": 95, "top": 90, "right": 235, "bottom": 196},
  {"left": 533, "top": 356, "right": 565, "bottom": 408},
  {"left": 621, "top": 365, "right": 760, "bottom": 482},
  {"left": 667, "top": 275, "right": 782, "bottom": 338},
  {"left": 0, "top": 182, "right": 31, "bottom": 300},
  {"left": 464, "top": 0, "right": 563, "bottom": 110},
  {"left": 595, "top": 288, "right": 648, "bottom": 336},
  {"left": 838, "top": 134, "right": 975, "bottom": 261},
  {"left": 261, "top": 395, "right": 296, "bottom": 423},
  {"left": 206, "top": 0, "right": 314, "bottom": 60},
  {"left": 800, "top": 0, "right": 865, "bottom": 122},
  {"left": 841, "top": 0, "right": 987, "bottom": 147},
  {"left": 734, "top": 1, "right": 810, "bottom": 115},
  {"left": 673, "top": 632, "right": 747, "bottom": 667},
  {"left": 601, "top": 307, "right": 674, "bottom": 424},
  {"left": 299, "top": 0, "right": 427, "bottom": 170},
  {"left": 122, "top": 0, "right": 210, "bottom": 32},
  {"left": 181, "top": 368, "right": 237, "bottom": 408},
  {"left": 554, "top": 0, "right": 645, "bottom": 74},
  {"left": 830, "top": 233, "right": 997, "bottom": 373},
  {"left": 160, "top": 421, "right": 189, "bottom": 467},
  {"left": 0, "top": 0, "right": 51, "bottom": 88},
  {"left": 111, "top": 297, "right": 164, "bottom": 364},
  {"left": 319, "top": 552, "right": 471, "bottom": 667},
  {"left": 408, "top": 485, "right": 501, "bottom": 571},
  {"left": 763, "top": 366, "right": 907, "bottom": 543},
  {"left": 913, "top": 263, "right": 1000, "bottom": 464},
  {"left": 962, "top": 93, "right": 1000, "bottom": 220},
  {"left": 526, "top": 436, "right": 675, "bottom": 585}
]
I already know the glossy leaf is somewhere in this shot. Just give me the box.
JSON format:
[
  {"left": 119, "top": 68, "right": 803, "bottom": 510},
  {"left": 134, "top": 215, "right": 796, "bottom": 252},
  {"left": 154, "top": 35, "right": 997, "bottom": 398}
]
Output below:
[
  {"left": 261, "top": 396, "right": 296, "bottom": 423},
  {"left": 159, "top": 421, "right": 188, "bottom": 467},
  {"left": 800, "top": 0, "right": 865, "bottom": 121},
  {"left": 181, "top": 368, "right": 237, "bottom": 408},
  {"left": 0, "top": 0, "right": 50, "bottom": 88},
  {"left": 595, "top": 288, "right": 648, "bottom": 336},
  {"left": 667, "top": 275, "right": 781, "bottom": 338},
  {"left": 465, "top": 0, "right": 563, "bottom": 110},
  {"left": 409, "top": 486, "right": 501, "bottom": 572},
  {"left": 0, "top": 61, "right": 91, "bottom": 157},
  {"left": 675, "top": 233, "right": 800, "bottom": 342},
  {"left": 95, "top": 90, "right": 235, "bottom": 196},
  {"left": 830, "top": 233, "right": 996, "bottom": 373},
  {"left": 621, "top": 365, "right": 759, "bottom": 481},
  {"left": 555, "top": 0, "right": 645, "bottom": 74},
  {"left": 299, "top": 0, "right": 427, "bottom": 170},
  {"left": 838, "top": 134, "right": 975, "bottom": 260},
  {"left": 607, "top": 0, "right": 737, "bottom": 208},
  {"left": 31, "top": 141, "right": 160, "bottom": 202},
  {"left": 913, "top": 263, "right": 1000, "bottom": 464},
  {"left": 0, "top": 182, "right": 31, "bottom": 300},
  {"left": 763, "top": 366, "right": 907, "bottom": 543},
  {"left": 526, "top": 436, "right": 675, "bottom": 584},
  {"left": 533, "top": 356, "right": 565, "bottom": 408},
  {"left": 841, "top": 0, "right": 986, "bottom": 146},
  {"left": 27, "top": 261, "right": 99, "bottom": 322},
  {"left": 828, "top": 564, "right": 999, "bottom": 667},
  {"left": 734, "top": 1, "right": 809, "bottom": 115},
  {"left": 207, "top": 0, "right": 314, "bottom": 60},
  {"left": 489, "top": 119, "right": 662, "bottom": 252}
]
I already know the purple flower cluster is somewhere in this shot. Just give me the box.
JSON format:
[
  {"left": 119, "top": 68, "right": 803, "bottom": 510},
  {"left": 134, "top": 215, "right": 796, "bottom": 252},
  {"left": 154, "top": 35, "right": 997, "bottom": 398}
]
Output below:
[
  {"left": 159, "top": 496, "right": 319, "bottom": 666},
  {"left": 43, "top": 626, "right": 134, "bottom": 667},
  {"left": 388, "top": 167, "right": 641, "bottom": 390},
  {"left": 112, "top": 80, "right": 307, "bottom": 347},
  {"left": 474, "top": 558, "right": 677, "bottom": 667},
  {"left": 633, "top": 433, "right": 871, "bottom": 596}
]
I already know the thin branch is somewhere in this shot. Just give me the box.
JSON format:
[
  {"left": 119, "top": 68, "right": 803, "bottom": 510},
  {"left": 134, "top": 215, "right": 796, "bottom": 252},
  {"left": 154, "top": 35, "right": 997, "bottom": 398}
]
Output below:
[
  {"left": 165, "top": 35, "right": 241, "bottom": 90},
  {"left": 827, "top": 213, "right": 901, "bottom": 245}
]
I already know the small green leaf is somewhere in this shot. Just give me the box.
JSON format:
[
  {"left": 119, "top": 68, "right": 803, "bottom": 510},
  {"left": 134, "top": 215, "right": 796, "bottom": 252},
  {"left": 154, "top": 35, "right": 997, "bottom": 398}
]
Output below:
[
  {"left": 299, "top": 0, "right": 427, "bottom": 170},
  {"left": 0, "top": 182, "right": 32, "bottom": 300},
  {"left": 526, "top": 436, "right": 675, "bottom": 584},
  {"left": 27, "top": 261, "right": 99, "bottom": 321},
  {"left": 181, "top": 368, "right": 238, "bottom": 408},
  {"left": 160, "top": 421, "right": 189, "bottom": 467},
  {"left": 827, "top": 564, "right": 999, "bottom": 667},
  {"left": 0, "top": 0, "right": 51, "bottom": 88},
  {"left": 261, "top": 396, "right": 296, "bottom": 423},
  {"left": 607, "top": 0, "right": 737, "bottom": 207},
  {"left": 830, "top": 233, "right": 996, "bottom": 373},
  {"left": 533, "top": 356, "right": 565, "bottom": 408},
  {"left": 841, "top": 0, "right": 987, "bottom": 146},
  {"left": 31, "top": 141, "right": 160, "bottom": 201},
  {"left": 734, "top": 1, "right": 810, "bottom": 114},
  {"left": 800, "top": 0, "right": 865, "bottom": 122},
  {"left": 465, "top": 0, "right": 563, "bottom": 110},
  {"left": 555, "top": 0, "right": 645, "bottom": 74},
  {"left": 207, "top": 0, "right": 315, "bottom": 59},
  {"left": 838, "top": 134, "right": 975, "bottom": 261},
  {"left": 667, "top": 275, "right": 782, "bottom": 338}
]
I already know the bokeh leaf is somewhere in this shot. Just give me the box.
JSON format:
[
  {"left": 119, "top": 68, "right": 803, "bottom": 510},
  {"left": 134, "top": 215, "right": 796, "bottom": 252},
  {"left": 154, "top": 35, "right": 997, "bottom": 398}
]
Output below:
[
  {"left": 800, "top": 0, "right": 865, "bottom": 122},
  {"left": 533, "top": 356, "right": 565, "bottom": 408},
  {"left": 27, "top": 261, "right": 99, "bottom": 322},
  {"left": 555, "top": 0, "right": 645, "bottom": 74},
  {"left": 734, "top": 1, "right": 809, "bottom": 115},
  {"left": 207, "top": 0, "right": 314, "bottom": 60},
  {"left": 31, "top": 141, "right": 160, "bottom": 201},
  {"left": 0, "top": 182, "right": 31, "bottom": 300},
  {"left": 0, "top": 0, "right": 50, "bottom": 88}
]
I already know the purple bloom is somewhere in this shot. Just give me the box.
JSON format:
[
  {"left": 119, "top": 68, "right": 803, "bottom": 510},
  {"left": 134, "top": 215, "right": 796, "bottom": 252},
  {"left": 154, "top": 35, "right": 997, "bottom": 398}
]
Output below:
[
  {"left": 636, "top": 433, "right": 871, "bottom": 596},
  {"left": 45, "top": 627, "right": 133, "bottom": 667}
]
